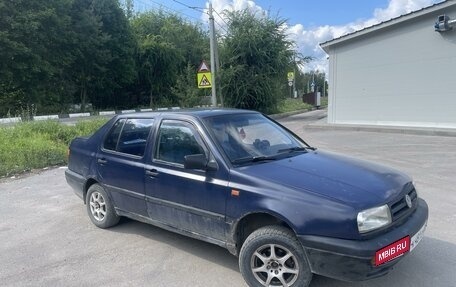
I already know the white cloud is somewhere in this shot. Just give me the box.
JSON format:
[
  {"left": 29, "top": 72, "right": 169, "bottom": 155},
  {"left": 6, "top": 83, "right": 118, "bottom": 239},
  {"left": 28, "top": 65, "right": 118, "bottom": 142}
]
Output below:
[
  {"left": 202, "top": 0, "right": 265, "bottom": 23},
  {"left": 203, "top": 0, "right": 440, "bottom": 74},
  {"left": 373, "top": 0, "right": 437, "bottom": 21}
]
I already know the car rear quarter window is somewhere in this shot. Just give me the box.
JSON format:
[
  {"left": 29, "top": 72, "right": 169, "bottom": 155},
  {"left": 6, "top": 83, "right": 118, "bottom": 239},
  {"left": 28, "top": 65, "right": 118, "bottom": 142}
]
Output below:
[{"left": 103, "top": 118, "right": 154, "bottom": 157}]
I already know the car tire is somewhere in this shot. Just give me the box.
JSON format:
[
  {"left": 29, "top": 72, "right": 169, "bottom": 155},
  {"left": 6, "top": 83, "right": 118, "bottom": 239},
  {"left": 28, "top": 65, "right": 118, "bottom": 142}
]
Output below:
[
  {"left": 239, "top": 225, "right": 312, "bottom": 287},
  {"left": 86, "top": 184, "right": 120, "bottom": 228}
]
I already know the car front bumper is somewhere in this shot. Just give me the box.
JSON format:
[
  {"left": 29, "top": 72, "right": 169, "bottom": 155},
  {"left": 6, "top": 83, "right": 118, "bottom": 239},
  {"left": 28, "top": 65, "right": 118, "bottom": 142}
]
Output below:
[{"left": 298, "top": 198, "right": 428, "bottom": 281}]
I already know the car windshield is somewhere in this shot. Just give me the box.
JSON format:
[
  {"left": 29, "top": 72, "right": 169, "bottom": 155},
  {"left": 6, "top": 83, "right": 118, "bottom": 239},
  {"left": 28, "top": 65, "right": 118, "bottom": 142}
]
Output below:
[{"left": 204, "top": 113, "right": 308, "bottom": 164}]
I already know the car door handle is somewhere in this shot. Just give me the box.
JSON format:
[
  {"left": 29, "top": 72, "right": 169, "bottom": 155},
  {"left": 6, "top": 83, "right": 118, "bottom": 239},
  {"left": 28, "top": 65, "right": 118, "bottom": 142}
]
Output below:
[
  {"left": 145, "top": 169, "right": 159, "bottom": 177},
  {"left": 97, "top": 158, "right": 108, "bottom": 164}
]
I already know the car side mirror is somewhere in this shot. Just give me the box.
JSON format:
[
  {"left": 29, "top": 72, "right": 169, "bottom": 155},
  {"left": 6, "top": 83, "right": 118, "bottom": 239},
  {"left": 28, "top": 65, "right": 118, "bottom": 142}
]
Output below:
[{"left": 184, "top": 154, "right": 218, "bottom": 171}]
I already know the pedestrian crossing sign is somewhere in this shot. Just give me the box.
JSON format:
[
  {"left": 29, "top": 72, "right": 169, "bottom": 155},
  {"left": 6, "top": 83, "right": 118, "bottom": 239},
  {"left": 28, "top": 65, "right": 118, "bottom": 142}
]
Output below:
[
  {"left": 197, "top": 72, "right": 212, "bottom": 89},
  {"left": 287, "top": 72, "right": 294, "bottom": 81}
]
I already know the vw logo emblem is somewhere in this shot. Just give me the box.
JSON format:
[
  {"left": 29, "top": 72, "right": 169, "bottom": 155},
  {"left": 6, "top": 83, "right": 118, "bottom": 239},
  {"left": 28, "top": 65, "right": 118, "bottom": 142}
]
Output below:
[{"left": 405, "top": 194, "right": 412, "bottom": 208}]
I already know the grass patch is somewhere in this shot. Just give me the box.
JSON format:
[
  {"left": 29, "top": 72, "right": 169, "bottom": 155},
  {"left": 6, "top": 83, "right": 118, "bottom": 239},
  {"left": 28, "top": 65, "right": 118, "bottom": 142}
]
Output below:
[
  {"left": 275, "top": 98, "right": 313, "bottom": 114},
  {"left": 0, "top": 118, "right": 108, "bottom": 177},
  {"left": 321, "top": 96, "right": 328, "bottom": 107}
]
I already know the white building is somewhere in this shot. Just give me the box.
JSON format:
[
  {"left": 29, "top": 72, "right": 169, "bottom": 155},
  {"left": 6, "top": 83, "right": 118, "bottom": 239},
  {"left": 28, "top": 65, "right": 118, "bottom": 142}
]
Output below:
[{"left": 320, "top": 0, "right": 456, "bottom": 129}]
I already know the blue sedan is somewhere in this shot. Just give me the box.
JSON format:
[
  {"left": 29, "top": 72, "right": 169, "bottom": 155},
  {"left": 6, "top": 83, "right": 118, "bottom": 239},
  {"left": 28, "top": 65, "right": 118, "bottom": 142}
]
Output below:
[{"left": 66, "top": 109, "right": 428, "bottom": 287}]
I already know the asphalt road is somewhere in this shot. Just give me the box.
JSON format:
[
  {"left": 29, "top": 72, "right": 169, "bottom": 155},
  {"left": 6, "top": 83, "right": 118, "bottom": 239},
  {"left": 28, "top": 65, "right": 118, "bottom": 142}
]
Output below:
[{"left": 1, "top": 110, "right": 455, "bottom": 287}]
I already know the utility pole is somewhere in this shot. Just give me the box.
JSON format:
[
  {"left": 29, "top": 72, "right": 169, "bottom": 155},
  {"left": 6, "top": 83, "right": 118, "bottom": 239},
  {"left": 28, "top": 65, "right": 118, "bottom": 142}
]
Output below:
[{"left": 208, "top": 3, "right": 217, "bottom": 107}]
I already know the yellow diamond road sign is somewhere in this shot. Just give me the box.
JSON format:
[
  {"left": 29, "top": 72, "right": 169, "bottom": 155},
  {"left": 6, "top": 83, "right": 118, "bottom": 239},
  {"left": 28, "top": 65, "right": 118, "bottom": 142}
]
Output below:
[{"left": 197, "top": 72, "right": 212, "bottom": 89}]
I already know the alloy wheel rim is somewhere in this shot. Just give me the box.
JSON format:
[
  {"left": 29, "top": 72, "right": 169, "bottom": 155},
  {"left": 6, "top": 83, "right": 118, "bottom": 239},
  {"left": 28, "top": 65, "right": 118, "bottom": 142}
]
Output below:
[
  {"left": 89, "top": 191, "right": 106, "bottom": 221},
  {"left": 250, "top": 243, "right": 299, "bottom": 287}
]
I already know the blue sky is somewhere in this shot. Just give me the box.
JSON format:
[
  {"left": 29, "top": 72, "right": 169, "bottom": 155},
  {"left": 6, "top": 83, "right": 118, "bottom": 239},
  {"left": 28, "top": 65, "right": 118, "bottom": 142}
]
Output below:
[
  {"left": 132, "top": 0, "right": 442, "bottom": 72},
  {"left": 135, "top": 0, "right": 389, "bottom": 27},
  {"left": 244, "top": 0, "right": 389, "bottom": 26}
]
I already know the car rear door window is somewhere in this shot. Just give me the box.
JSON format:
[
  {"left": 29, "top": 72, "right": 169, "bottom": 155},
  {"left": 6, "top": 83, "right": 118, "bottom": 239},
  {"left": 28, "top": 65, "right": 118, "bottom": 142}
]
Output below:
[
  {"left": 104, "top": 119, "right": 126, "bottom": 151},
  {"left": 103, "top": 118, "right": 154, "bottom": 157}
]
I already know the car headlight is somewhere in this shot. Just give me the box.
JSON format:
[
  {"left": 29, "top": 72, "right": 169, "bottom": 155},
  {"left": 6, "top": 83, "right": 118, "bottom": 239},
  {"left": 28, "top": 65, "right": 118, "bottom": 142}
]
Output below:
[{"left": 357, "top": 204, "right": 391, "bottom": 233}]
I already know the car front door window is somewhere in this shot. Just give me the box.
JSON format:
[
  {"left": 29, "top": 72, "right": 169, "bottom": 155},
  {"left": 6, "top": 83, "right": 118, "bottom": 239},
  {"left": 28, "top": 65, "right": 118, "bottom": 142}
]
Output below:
[{"left": 155, "top": 120, "right": 206, "bottom": 166}]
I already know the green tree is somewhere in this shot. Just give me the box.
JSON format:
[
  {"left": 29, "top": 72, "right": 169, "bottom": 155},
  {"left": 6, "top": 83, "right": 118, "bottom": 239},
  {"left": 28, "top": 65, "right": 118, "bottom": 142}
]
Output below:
[
  {"left": 137, "top": 34, "right": 182, "bottom": 107},
  {"left": 296, "top": 71, "right": 327, "bottom": 95},
  {"left": 172, "top": 63, "right": 210, "bottom": 108},
  {"left": 131, "top": 11, "right": 209, "bottom": 108},
  {"left": 91, "top": 0, "right": 136, "bottom": 109},
  {"left": 0, "top": 2, "right": 209, "bottom": 116},
  {"left": 0, "top": 0, "right": 74, "bottom": 117},
  {"left": 220, "top": 10, "right": 297, "bottom": 113},
  {"left": 68, "top": 0, "right": 136, "bottom": 112},
  {"left": 68, "top": 0, "right": 110, "bottom": 112},
  {"left": 122, "top": 0, "right": 134, "bottom": 20}
]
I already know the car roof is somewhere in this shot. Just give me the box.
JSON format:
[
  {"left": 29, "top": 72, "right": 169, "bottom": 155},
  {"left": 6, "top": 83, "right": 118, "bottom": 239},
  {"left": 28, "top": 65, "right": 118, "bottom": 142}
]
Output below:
[{"left": 114, "top": 108, "right": 260, "bottom": 120}]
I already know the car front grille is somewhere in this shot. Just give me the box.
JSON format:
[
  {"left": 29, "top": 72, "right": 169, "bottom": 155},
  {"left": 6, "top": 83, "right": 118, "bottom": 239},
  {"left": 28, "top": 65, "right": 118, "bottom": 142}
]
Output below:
[{"left": 390, "top": 186, "right": 418, "bottom": 222}]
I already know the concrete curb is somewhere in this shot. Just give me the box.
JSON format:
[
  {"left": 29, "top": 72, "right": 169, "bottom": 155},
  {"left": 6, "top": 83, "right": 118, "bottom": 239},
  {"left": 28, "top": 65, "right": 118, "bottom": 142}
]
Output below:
[
  {"left": 0, "top": 107, "right": 317, "bottom": 125},
  {"left": 0, "top": 117, "right": 21, "bottom": 124},
  {"left": 0, "top": 107, "right": 186, "bottom": 125},
  {"left": 68, "top": 113, "right": 90, "bottom": 118},
  {"left": 34, "top": 115, "right": 59, "bottom": 121},
  {"left": 305, "top": 123, "right": 456, "bottom": 137},
  {"left": 268, "top": 109, "right": 313, "bottom": 120},
  {"left": 2, "top": 104, "right": 316, "bottom": 122},
  {"left": 99, "top": 111, "right": 116, "bottom": 116}
]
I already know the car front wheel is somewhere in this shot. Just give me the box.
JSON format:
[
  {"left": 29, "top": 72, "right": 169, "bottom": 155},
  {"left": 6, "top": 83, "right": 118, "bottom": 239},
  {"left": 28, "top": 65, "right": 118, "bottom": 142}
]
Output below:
[
  {"left": 239, "top": 226, "right": 312, "bottom": 287},
  {"left": 86, "top": 184, "right": 120, "bottom": 228}
]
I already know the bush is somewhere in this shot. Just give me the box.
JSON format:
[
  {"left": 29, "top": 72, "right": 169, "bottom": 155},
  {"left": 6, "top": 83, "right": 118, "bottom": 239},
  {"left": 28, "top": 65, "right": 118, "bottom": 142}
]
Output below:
[
  {"left": 73, "top": 118, "right": 108, "bottom": 142},
  {"left": 274, "top": 98, "right": 313, "bottom": 114},
  {"left": 0, "top": 118, "right": 108, "bottom": 177}
]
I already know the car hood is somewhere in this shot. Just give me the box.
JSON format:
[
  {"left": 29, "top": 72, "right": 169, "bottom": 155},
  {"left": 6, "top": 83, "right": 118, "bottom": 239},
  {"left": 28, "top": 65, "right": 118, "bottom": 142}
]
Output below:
[{"left": 236, "top": 150, "right": 411, "bottom": 209}]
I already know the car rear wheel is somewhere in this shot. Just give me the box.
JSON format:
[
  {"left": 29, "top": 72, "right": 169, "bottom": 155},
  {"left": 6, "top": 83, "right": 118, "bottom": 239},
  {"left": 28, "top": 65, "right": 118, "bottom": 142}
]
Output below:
[
  {"left": 86, "top": 184, "right": 119, "bottom": 228},
  {"left": 239, "top": 226, "right": 312, "bottom": 287}
]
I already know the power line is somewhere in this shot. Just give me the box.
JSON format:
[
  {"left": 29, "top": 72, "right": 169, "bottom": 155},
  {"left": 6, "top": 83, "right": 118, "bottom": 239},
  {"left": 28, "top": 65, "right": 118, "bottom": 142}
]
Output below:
[
  {"left": 213, "top": 9, "right": 228, "bottom": 26},
  {"left": 210, "top": 8, "right": 229, "bottom": 35},
  {"left": 149, "top": 0, "right": 204, "bottom": 22},
  {"left": 213, "top": 19, "right": 228, "bottom": 34},
  {"left": 135, "top": 0, "right": 207, "bottom": 25},
  {"left": 171, "top": 0, "right": 206, "bottom": 14}
]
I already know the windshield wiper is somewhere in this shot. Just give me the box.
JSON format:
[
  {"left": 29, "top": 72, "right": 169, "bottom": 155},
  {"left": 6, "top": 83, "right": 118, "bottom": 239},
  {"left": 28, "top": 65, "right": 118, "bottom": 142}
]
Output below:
[
  {"left": 277, "top": 146, "right": 309, "bottom": 153},
  {"left": 232, "top": 155, "right": 277, "bottom": 164}
]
